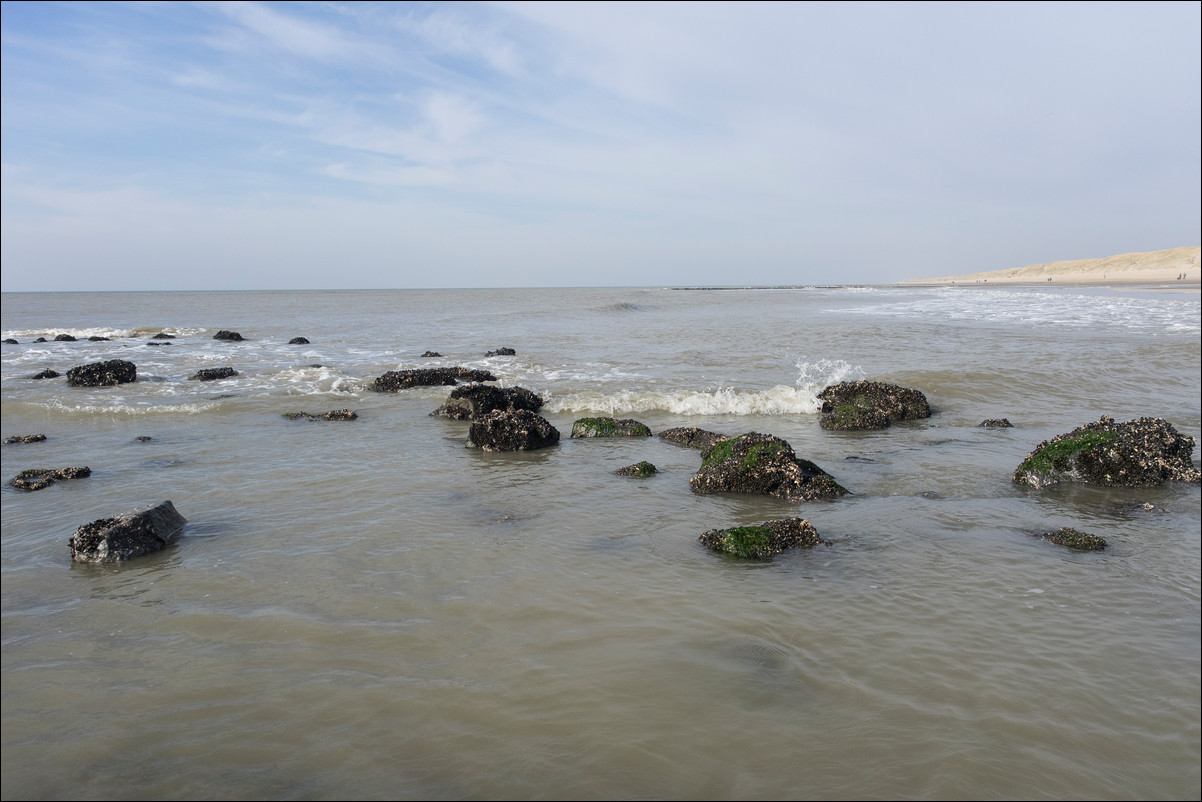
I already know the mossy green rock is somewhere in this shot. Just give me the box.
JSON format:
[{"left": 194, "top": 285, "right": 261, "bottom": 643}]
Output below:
[
  {"left": 570, "top": 417, "right": 652, "bottom": 438},
  {"left": 1038, "top": 527, "right": 1107, "bottom": 551},
  {"left": 689, "top": 432, "right": 847, "bottom": 501},
  {"left": 1014, "top": 415, "right": 1200, "bottom": 488},
  {"left": 616, "top": 461, "right": 658, "bottom": 477},
  {"left": 699, "top": 517, "right": 823, "bottom": 558},
  {"left": 817, "top": 380, "right": 930, "bottom": 430}
]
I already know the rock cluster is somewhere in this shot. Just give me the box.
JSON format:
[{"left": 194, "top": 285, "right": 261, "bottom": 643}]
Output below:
[
  {"left": 817, "top": 381, "right": 931, "bottom": 430},
  {"left": 689, "top": 432, "right": 847, "bottom": 502},
  {"left": 699, "top": 517, "right": 823, "bottom": 558},
  {"left": 8, "top": 466, "right": 91, "bottom": 491},
  {"left": 66, "top": 359, "right": 137, "bottom": 387},
  {"left": 1013, "top": 415, "right": 1200, "bottom": 488},
  {"left": 69, "top": 501, "right": 187, "bottom": 564}
]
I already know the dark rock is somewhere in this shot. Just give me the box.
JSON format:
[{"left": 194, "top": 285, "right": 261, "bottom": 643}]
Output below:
[
  {"left": 689, "top": 431, "right": 848, "bottom": 502},
  {"left": 980, "top": 418, "right": 1014, "bottom": 428},
  {"left": 817, "top": 380, "right": 931, "bottom": 430},
  {"left": 1013, "top": 415, "right": 1200, "bottom": 488},
  {"left": 69, "top": 500, "right": 186, "bottom": 564},
  {"left": 213, "top": 330, "right": 244, "bottom": 341},
  {"left": 8, "top": 466, "right": 91, "bottom": 491},
  {"left": 288, "top": 337, "right": 310, "bottom": 344},
  {"left": 4, "top": 434, "right": 47, "bottom": 444},
  {"left": 616, "top": 461, "right": 658, "bottom": 477},
  {"left": 433, "top": 385, "right": 543, "bottom": 420},
  {"left": 34, "top": 337, "right": 47, "bottom": 343},
  {"left": 87, "top": 336, "right": 110, "bottom": 342},
  {"left": 66, "top": 359, "right": 137, "bottom": 386},
  {"left": 658, "top": 427, "right": 730, "bottom": 454},
  {"left": 570, "top": 417, "right": 652, "bottom": 437},
  {"left": 53, "top": 334, "right": 77, "bottom": 342},
  {"left": 3, "top": 338, "right": 17, "bottom": 344},
  {"left": 699, "top": 517, "right": 823, "bottom": 558},
  {"left": 31, "top": 369, "right": 60, "bottom": 379},
  {"left": 1037, "top": 527, "right": 1107, "bottom": 551},
  {"left": 135, "top": 436, "right": 153, "bottom": 442},
  {"left": 468, "top": 409, "right": 560, "bottom": 451},
  {"left": 421, "top": 351, "right": 442, "bottom": 358},
  {"left": 308, "top": 364, "right": 324, "bottom": 368},
  {"left": 282, "top": 409, "right": 358, "bottom": 421},
  {"left": 486, "top": 347, "right": 516, "bottom": 357},
  {"left": 369, "top": 367, "right": 496, "bottom": 392},
  {"left": 145, "top": 342, "right": 172, "bottom": 346},
  {"left": 151, "top": 332, "right": 175, "bottom": 339},
  {"left": 190, "top": 367, "right": 238, "bottom": 381}
]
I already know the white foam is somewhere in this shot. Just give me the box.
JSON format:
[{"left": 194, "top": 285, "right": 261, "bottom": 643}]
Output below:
[{"left": 544, "top": 384, "right": 822, "bottom": 416}]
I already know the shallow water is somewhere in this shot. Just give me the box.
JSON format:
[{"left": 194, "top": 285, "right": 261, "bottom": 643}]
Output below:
[{"left": 2, "top": 285, "right": 1199, "bottom": 800}]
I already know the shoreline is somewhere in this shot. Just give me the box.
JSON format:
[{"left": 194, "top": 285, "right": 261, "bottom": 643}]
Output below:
[{"left": 898, "top": 246, "right": 1200, "bottom": 288}]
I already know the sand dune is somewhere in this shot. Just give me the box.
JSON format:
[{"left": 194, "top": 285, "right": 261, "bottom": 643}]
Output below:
[{"left": 901, "top": 246, "right": 1200, "bottom": 287}]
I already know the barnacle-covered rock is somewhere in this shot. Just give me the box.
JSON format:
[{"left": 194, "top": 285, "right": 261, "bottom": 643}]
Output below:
[
  {"left": 190, "top": 367, "right": 238, "bottom": 381},
  {"left": 69, "top": 501, "right": 187, "bottom": 564},
  {"left": 817, "top": 380, "right": 930, "bottom": 430},
  {"left": 699, "top": 517, "right": 823, "bottom": 558},
  {"left": 8, "top": 466, "right": 90, "bottom": 491},
  {"left": 1037, "top": 527, "right": 1107, "bottom": 551},
  {"left": 432, "top": 385, "right": 543, "bottom": 420},
  {"left": 468, "top": 409, "right": 560, "bottom": 452},
  {"left": 689, "top": 432, "right": 847, "bottom": 501},
  {"left": 616, "top": 461, "right": 658, "bottom": 477},
  {"left": 370, "top": 367, "right": 496, "bottom": 392},
  {"left": 658, "top": 427, "right": 729, "bottom": 454},
  {"left": 66, "top": 359, "right": 136, "bottom": 386},
  {"left": 570, "top": 417, "right": 652, "bottom": 438}
]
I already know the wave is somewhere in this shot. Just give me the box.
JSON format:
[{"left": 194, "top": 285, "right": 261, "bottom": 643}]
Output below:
[
  {"left": 543, "top": 384, "right": 822, "bottom": 416},
  {"left": 40, "top": 397, "right": 223, "bottom": 416}
]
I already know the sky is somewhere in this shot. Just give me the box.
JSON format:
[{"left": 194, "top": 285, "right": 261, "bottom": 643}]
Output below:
[{"left": 2, "top": 1, "right": 1199, "bottom": 292}]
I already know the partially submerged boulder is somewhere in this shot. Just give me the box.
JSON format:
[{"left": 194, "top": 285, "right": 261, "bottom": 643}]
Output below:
[
  {"left": 282, "top": 409, "right": 358, "bottom": 421},
  {"left": 980, "top": 418, "right": 1014, "bottom": 428},
  {"left": 690, "top": 432, "right": 847, "bottom": 501},
  {"left": 1013, "top": 415, "right": 1200, "bottom": 488},
  {"left": 658, "top": 427, "right": 729, "bottom": 453},
  {"left": 54, "top": 334, "right": 77, "bottom": 342},
  {"left": 69, "top": 500, "right": 187, "bottom": 564},
  {"left": 190, "top": 367, "right": 238, "bottom": 381},
  {"left": 66, "top": 359, "right": 136, "bottom": 386},
  {"left": 288, "top": 337, "right": 310, "bottom": 344},
  {"left": 616, "top": 461, "right": 658, "bottom": 477},
  {"left": 213, "top": 330, "right": 244, "bottom": 341},
  {"left": 420, "top": 351, "right": 442, "bottom": 358},
  {"left": 3, "top": 338, "right": 17, "bottom": 344},
  {"left": 9, "top": 466, "right": 90, "bottom": 491},
  {"left": 1037, "top": 527, "right": 1107, "bottom": 551},
  {"left": 570, "top": 417, "right": 652, "bottom": 437},
  {"left": 699, "top": 517, "right": 823, "bottom": 558},
  {"left": 817, "top": 380, "right": 931, "bottom": 430},
  {"left": 486, "top": 347, "right": 516, "bottom": 357},
  {"left": 151, "top": 332, "right": 175, "bottom": 340},
  {"left": 31, "top": 369, "right": 60, "bottom": 380},
  {"left": 370, "top": 367, "right": 496, "bottom": 392},
  {"left": 433, "top": 385, "right": 543, "bottom": 420},
  {"left": 468, "top": 409, "right": 560, "bottom": 452},
  {"left": 4, "top": 434, "right": 47, "bottom": 444}
]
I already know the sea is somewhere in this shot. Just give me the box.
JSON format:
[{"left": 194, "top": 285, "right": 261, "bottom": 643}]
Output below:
[{"left": 2, "top": 284, "right": 1199, "bottom": 801}]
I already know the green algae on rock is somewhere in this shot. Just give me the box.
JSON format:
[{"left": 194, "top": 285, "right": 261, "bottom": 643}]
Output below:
[
  {"left": 1038, "top": 527, "right": 1107, "bottom": 551},
  {"left": 570, "top": 417, "right": 652, "bottom": 437},
  {"left": 699, "top": 517, "right": 823, "bottom": 558},
  {"left": 1013, "top": 416, "right": 1200, "bottom": 488},
  {"left": 689, "top": 432, "right": 847, "bottom": 501},
  {"left": 816, "top": 380, "right": 931, "bottom": 430},
  {"left": 615, "top": 461, "right": 658, "bottom": 477}
]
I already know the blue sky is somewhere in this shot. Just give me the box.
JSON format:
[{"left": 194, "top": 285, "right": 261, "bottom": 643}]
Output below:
[{"left": 2, "top": 1, "right": 1199, "bottom": 291}]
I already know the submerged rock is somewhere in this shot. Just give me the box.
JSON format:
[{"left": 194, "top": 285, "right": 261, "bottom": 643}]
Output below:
[
  {"left": 190, "top": 367, "right": 238, "bottom": 381},
  {"left": 31, "top": 369, "right": 60, "bottom": 380},
  {"left": 282, "top": 409, "right": 358, "bottom": 421},
  {"left": 87, "top": 336, "right": 109, "bottom": 342},
  {"left": 421, "top": 351, "right": 442, "bottom": 358},
  {"left": 486, "top": 347, "right": 516, "bottom": 357},
  {"left": 433, "top": 385, "right": 543, "bottom": 420},
  {"left": 570, "top": 417, "right": 652, "bottom": 438},
  {"left": 1013, "top": 415, "right": 1200, "bottom": 488},
  {"left": 370, "top": 367, "right": 496, "bottom": 392},
  {"left": 689, "top": 432, "right": 848, "bottom": 501},
  {"left": 980, "top": 418, "right": 1014, "bottom": 428},
  {"left": 616, "top": 461, "right": 658, "bottom": 477},
  {"left": 151, "top": 332, "right": 175, "bottom": 340},
  {"left": 1037, "top": 527, "right": 1107, "bottom": 551},
  {"left": 817, "top": 380, "right": 931, "bottom": 430},
  {"left": 4, "top": 434, "right": 48, "bottom": 445},
  {"left": 658, "top": 427, "right": 730, "bottom": 453},
  {"left": 213, "top": 330, "right": 245, "bottom": 341},
  {"left": 3, "top": 338, "right": 17, "bottom": 344},
  {"left": 54, "top": 334, "right": 77, "bottom": 342},
  {"left": 468, "top": 409, "right": 560, "bottom": 452},
  {"left": 66, "top": 359, "right": 136, "bottom": 386},
  {"left": 699, "top": 517, "right": 823, "bottom": 558},
  {"left": 8, "top": 466, "right": 90, "bottom": 491},
  {"left": 288, "top": 337, "right": 310, "bottom": 344},
  {"left": 69, "top": 500, "right": 187, "bottom": 564}
]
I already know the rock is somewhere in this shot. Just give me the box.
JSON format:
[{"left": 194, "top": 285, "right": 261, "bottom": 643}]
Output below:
[
  {"left": 31, "top": 369, "right": 60, "bottom": 379},
  {"left": 3, "top": 338, "right": 17, "bottom": 344},
  {"left": 369, "top": 367, "right": 496, "bottom": 392},
  {"left": 213, "top": 330, "right": 244, "bottom": 341},
  {"left": 616, "top": 461, "right": 658, "bottom": 477},
  {"left": 689, "top": 431, "right": 848, "bottom": 502},
  {"left": 53, "top": 334, "right": 77, "bottom": 342},
  {"left": 151, "top": 332, "right": 175, "bottom": 340},
  {"left": 34, "top": 337, "right": 47, "bottom": 343},
  {"left": 570, "top": 417, "right": 652, "bottom": 437},
  {"left": 421, "top": 351, "right": 442, "bottom": 357},
  {"left": 282, "top": 409, "right": 358, "bottom": 421},
  {"left": 699, "top": 517, "right": 823, "bottom": 558},
  {"left": 8, "top": 466, "right": 91, "bottom": 491},
  {"left": 1037, "top": 527, "right": 1107, "bottom": 551},
  {"left": 145, "top": 342, "right": 172, "bottom": 346},
  {"left": 87, "top": 336, "right": 109, "bottom": 342},
  {"left": 1013, "top": 415, "right": 1200, "bottom": 488},
  {"left": 817, "top": 380, "right": 931, "bottom": 430},
  {"left": 66, "top": 359, "right": 136, "bottom": 386},
  {"left": 468, "top": 409, "right": 560, "bottom": 451},
  {"left": 190, "top": 367, "right": 238, "bottom": 381},
  {"left": 980, "top": 418, "right": 1014, "bottom": 427},
  {"left": 289, "top": 337, "right": 310, "bottom": 344},
  {"left": 135, "top": 436, "right": 153, "bottom": 442},
  {"left": 69, "top": 500, "right": 187, "bottom": 564},
  {"left": 658, "top": 427, "right": 730, "bottom": 453},
  {"left": 433, "top": 385, "right": 543, "bottom": 420},
  {"left": 486, "top": 347, "right": 516, "bottom": 357},
  {"left": 4, "top": 434, "right": 47, "bottom": 444}
]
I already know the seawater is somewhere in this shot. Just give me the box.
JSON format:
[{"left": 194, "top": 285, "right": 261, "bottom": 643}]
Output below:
[{"left": 2, "top": 285, "right": 1199, "bottom": 800}]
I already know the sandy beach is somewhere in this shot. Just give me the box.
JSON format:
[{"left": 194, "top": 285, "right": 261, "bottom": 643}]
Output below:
[{"left": 900, "top": 246, "right": 1200, "bottom": 287}]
